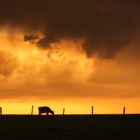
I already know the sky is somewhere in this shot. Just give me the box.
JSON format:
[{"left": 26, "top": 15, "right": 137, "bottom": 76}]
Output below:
[{"left": 0, "top": 0, "right": 140, "bottom": 114}]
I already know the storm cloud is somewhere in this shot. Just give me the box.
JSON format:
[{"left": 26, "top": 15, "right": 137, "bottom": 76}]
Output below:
[{"left": 0, "top": 0, "right": 140, "bottom": 58}]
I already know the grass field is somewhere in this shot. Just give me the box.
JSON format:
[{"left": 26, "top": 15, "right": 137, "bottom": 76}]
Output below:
[{"left": 0, "top": 114, "right": 140, "bottom": 140}]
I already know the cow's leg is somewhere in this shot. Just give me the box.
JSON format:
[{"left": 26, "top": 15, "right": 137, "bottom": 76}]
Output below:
[{"left": 39, "top": 110, "right": 41, "bottom": 115}]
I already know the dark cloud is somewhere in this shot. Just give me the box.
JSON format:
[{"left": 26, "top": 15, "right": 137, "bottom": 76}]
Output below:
[
  {"left": 0, "top": 0, "right": 140, "bottom": 58},
  {"left": 24, "top": 35, "right": 39, "bottom": 44}
]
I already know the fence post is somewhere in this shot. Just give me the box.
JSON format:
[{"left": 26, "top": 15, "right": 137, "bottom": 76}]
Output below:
[
  {"left": 63, "top": 108, "right": 65, "bottom": 115},
  {"left": 0, "top": 107, "right": 2, "bottom": 115},
  {"left": 92, "top": 106, "right": 94, "bottom": 115},
  {"left": 123, "top": 106, "right": 126, "bottom": 115},
  {"left": 31, "top": 105, "right": 34, "bottom": 115}
]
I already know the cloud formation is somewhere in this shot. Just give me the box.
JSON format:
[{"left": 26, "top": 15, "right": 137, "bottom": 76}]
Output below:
[
  {"left": 0, "top": 0, "right": 140, "bottom": 58},
  {"left": 0, "top": 51, "right": 17, "bottom": 78},
  {"left": 0, "top": 37, "right": 139, "bottom": 100},
  {"left": 0, "top": 1, "right": 139, "bottom": 101}
]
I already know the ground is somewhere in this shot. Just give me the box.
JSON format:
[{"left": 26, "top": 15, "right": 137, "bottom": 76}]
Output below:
[{"left": 0, "top": 114, "right": 139, "bottom": 140}]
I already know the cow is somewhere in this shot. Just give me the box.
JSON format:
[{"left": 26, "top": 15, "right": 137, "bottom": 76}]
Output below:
[{"left": 38, "top": 106, "right": 54, "bottom": 115}]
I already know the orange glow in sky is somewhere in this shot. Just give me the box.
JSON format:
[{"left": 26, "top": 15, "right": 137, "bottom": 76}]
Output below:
[{"left": 0, "top": 29, "right": 140, "bottom": 114}]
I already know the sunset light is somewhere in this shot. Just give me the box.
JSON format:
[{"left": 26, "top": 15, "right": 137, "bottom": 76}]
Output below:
[
  {"left": 0, "top": 1, "right": 140, "bottom": 116},
  {"left": 0, "top": 29, "right": 139, "bottom": 115}
]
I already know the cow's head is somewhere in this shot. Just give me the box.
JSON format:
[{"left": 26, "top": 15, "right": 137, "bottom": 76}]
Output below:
[{"left": 51, "top": 110, "right": 54, "bottom": 115}]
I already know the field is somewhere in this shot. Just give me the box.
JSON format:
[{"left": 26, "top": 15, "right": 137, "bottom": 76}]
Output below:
[{"left": 0, "top": 114, "right": 140, "bottom": 140}]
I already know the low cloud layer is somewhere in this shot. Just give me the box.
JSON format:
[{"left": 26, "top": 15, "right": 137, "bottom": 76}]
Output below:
[{"left": 0, "top": 1, "right": 140, "bottom": 57}]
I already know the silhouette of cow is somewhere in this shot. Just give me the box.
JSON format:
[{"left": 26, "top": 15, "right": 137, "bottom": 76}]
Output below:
[{"left": 38, "top": 106, "right": 54, "bottom": 115}]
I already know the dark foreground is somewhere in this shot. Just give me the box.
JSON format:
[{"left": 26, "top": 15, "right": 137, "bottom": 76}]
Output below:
[{"left": 0, "top": 114, "right": 140, "bottom": 140}]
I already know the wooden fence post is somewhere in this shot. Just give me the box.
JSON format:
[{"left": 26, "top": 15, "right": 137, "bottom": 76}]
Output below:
[
  {"left": 92, "top": 106, "right": 94, "bottom": 115},
  {"left": 0, "top": 107, "right": 2, "bottom": 115},
  {"left": 63, "top": 108, "right": 65, "bottom": 115},
  {"left": 123, "top": 106, "right": 126, "bottom": 115},
  {"left": 31, "top": 105, "right": 34, "bottom": 115}
]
